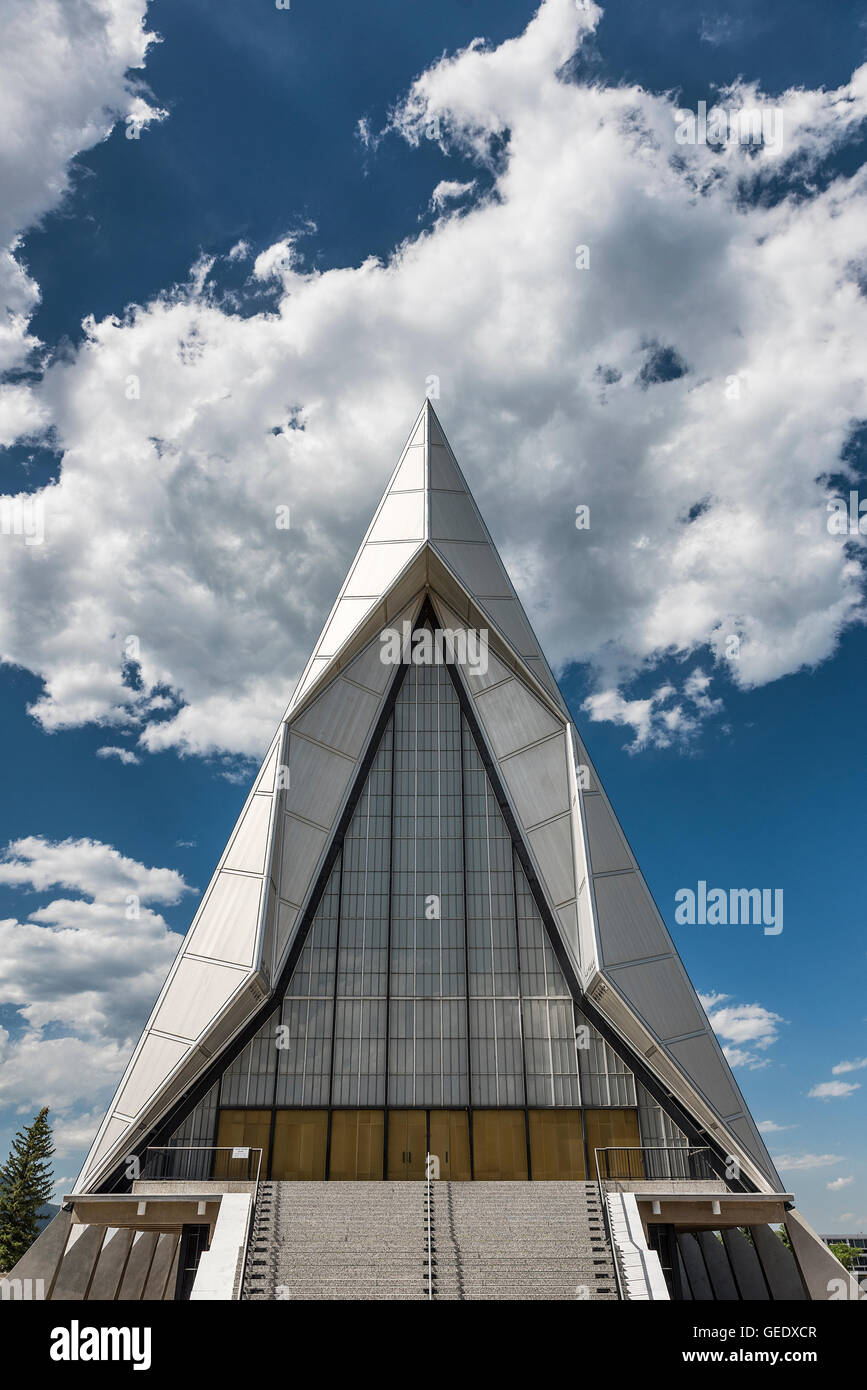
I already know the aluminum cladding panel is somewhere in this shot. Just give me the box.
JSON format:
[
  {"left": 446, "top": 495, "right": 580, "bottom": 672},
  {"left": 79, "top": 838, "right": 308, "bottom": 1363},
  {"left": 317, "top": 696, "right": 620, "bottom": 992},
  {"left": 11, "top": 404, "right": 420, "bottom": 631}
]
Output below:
[
  {"left": 292, "top": 677, "right": 382, "bottom": 759},
  {"left": 593, "top": 870, "right": 673, "bottom": 966},
  {"left": 153, "top": 957, "right": 248, "bottom": 1041},
  {"left": 500, "top": 734, "right": 570, "bottom": 827},
  {"left": 185, "top": 870, "right": 264, "bottom": 968},
  {"left": 114, "top": 1034, "right": 190, "bottom": 1119},
  {"left": 284, "top": 736, "right": 355, "bottom": 828},
  {"left": 474, "top": 678, "right": 563, "bottom": 759},
  {"left": 607, "top": 957, "right": 706, "bottom": 1039},
  {"left": 583, "top": 793, "right": 634, "bottom": 874}
]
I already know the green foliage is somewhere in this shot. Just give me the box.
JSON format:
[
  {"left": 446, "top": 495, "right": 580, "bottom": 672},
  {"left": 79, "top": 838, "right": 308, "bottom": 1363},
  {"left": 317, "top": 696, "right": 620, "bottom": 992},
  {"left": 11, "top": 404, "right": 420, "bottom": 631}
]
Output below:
[
  {"left": 776, "top": 1223, "right": 792, "bottom": 1251},
  {"left": 0, "top": 1108, "right": 55, "bottom": 1271},
  {"left": 829, "top": 1242, "right": 857, "bottom": 1271}
]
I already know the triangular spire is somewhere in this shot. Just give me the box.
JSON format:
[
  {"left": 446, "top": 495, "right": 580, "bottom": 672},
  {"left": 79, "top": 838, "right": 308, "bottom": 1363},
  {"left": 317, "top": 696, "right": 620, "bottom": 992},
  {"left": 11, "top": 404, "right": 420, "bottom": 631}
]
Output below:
[
  {"left": 77, "top": 404, "right": 780, "bottom": 1199},
  {"left": 286, "top": 399, "right": 566, "bottom": 718}
]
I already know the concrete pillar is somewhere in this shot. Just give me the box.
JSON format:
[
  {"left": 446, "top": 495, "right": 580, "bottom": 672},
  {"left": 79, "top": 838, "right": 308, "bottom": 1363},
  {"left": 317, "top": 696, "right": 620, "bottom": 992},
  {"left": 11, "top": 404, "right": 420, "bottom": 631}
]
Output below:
[
  {"left": 721, "top": 1227, "right": 769, "bottom": 1300},
  {"left": 750, "top": 1224, "right": 806, "bottom": 1300},
  {"left": 784, "top": 1207, "right": 863, "bottom": 1302}
]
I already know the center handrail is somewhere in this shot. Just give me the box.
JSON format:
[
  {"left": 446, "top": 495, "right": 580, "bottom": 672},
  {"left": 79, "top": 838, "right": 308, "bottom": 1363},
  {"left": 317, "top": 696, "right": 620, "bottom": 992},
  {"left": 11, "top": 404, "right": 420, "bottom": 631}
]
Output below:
[{"left": 425, "top": 1152, "right": 434, "bottom": 1301}]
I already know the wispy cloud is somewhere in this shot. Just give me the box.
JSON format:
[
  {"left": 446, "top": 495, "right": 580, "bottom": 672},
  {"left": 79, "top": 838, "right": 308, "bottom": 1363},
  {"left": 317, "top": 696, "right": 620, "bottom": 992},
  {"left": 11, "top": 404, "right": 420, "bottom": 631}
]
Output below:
[
  {"left": 96, "top": 746, "right": 140, "bottom": 766},
  {"left": 774, "top": 1153, "right": 845, "bottom": 1171},
  {"left": 808, "top": 1080, "right": 861, "bottom": 1101},
  {"left": 832, "top": 1057, "right": 867, "bottom": 1076},
  {"left": 700, "top": 992, "right": 783, "bottom": 1068}
]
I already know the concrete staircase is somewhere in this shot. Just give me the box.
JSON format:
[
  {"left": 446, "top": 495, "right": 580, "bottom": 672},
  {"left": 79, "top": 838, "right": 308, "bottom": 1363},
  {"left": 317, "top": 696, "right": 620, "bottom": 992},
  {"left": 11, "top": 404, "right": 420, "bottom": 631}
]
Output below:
[
  {"left": 431, "top": 1181, "right": 616, "bottom": 1301},
  {"left": 242, "top": 1180, "right": 617, "bottom": 1301}
]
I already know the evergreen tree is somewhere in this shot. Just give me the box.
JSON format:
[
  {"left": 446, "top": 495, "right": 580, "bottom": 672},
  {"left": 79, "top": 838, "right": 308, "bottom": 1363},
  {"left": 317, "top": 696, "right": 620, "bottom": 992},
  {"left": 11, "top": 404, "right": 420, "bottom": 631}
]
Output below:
[{"left": 0, "top": 1108, "right": 55, "bottom": 1271}]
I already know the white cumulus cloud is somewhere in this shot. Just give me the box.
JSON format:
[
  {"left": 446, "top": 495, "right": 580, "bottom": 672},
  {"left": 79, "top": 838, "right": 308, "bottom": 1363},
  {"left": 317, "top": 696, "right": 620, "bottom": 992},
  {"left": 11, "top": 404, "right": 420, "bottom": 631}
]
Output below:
[{"left": 0, "top": 0, "right": 865, "bottom": 759}]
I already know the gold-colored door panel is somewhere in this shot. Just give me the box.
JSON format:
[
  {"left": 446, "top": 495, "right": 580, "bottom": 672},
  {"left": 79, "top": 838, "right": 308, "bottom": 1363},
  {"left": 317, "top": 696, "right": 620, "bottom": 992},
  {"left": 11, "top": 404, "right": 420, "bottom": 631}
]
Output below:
[
  {"left": 271, "top": 1110, "right": 327, "bottom": 1180},
  {"left": 528, "top": 1110, "right": 586, "bottom": 1180},
  {"left": 329, "top": 1110, "right": 384, "bottom": 1180},
  {"left": 429, "top": 1110, "right": 471, "bottom": 1180},
  {"left": 584, "top": 1108, "right": 642, "bottom": 1179},
  {"left": 471, "top": 1110, "right": 528, "bottom": 1180},
  {"left": 215, "top": 1110, "right": 272, "bottom": 1178},
  {"left": 387, "top": 1110, "right": 426, "bottom": 1179}
]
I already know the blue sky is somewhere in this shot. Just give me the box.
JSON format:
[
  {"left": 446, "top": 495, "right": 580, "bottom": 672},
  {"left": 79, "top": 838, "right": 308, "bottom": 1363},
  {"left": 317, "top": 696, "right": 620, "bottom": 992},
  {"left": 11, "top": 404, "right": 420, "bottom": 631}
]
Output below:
[{"left": 0, "top": 0, "right": 865, "bottom": 1232}]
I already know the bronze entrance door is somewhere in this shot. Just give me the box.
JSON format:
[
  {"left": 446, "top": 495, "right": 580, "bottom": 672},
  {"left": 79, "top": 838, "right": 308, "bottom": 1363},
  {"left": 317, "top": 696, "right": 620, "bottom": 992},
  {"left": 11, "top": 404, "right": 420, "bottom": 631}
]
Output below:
[
  {"left": 528, "top": 1110, "right": 586, "bottom": 1179},
  {"left": 215, "top": 1109, "right": 271, "bottom": 1179},
  {"left": 271, "top": 1110, "right": 328, "bottom": 1180},
  {"left": 387, "top": 1110, "right": 427, "bottom": 1179},
  {"left": 328, "top": 1110, "right": 385, "bottom": 1179},
  {"left": 428, "top": 1110, "right": 471, "bottom": 1180},
  {"left": 471, "top": 1111, "right": 529, "bottom": 1180},
  {"left": 387, "top": 1110, "right": 472, "bottom": 1179},
  {"left": 584, "top": 1108, "right": 642, "bottom": 1180}
]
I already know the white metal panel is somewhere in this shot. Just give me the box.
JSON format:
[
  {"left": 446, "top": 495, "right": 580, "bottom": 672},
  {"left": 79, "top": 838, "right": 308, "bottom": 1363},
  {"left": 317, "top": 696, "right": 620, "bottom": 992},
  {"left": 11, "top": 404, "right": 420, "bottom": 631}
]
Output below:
[
  {"left": 223, "top": 795, "right": 272, "bottom": 876},
  {"left": 593, "top": 870, "right": 673, "bottom": 966},
  {"left": 391, "top": 444, "right": 424, "bottom": 491},
  {"left": 368, "top": 491, "right": 425, "bottom": 542},
  {"left": 479, "top": 598, "right": 538, "bottom": 657},
  {"left": 526, "top": 815, "right": 576, "bottom": 906},
  {"left": 726, "top": 1118, "right": 780, "bottom": 1186},
  {"left": 556, "top": 900, "right": 579, "bottom": 956},
  {"left": 86, "top": 1116, "right": 131, "bottom": 1166},
  {"left": 279, "top": 815, "right": 330, "bottom": 907},
  {"left": 185, "top": 870, "right": 263, "bottom": 967},
  {"left": 500, "top": 734, "right": 570, "bottom": 827},
  {"left": 153, "top": 958, "right": 247, "bottom": 1041},
  {"left": 577, "top": 879, "right": 598, "bottom": 976},
  {"left": 572, "top": 730, "right": 601, "bottom": 791},
  {"left": 292, "top": 678, "right": 381, "bottom": 759},
  {"left": 474, "top": 678, "right": 562, "bottom": 759},
  {"left": 429, "top": 490, "right": 488, "bottom": 543},
  {"left": 284, "top": 736, "right": 355, "bottom": 828},
  {"left": 434, "top": 541, "right": 513, "bottom": 598},
  {"left": 292, "top": 657, "right": 330, "bottom": 703},
  {"left": 274, "top": 900, "right": 300, "bottom": 972},
  {"left": 115, "top": 1034, "right": 190, "bottom": 1119},
  {"left": 584, "top": 794, "right": 633, "bottom": 874},
  {"left": 339, "top": 636, "right": 395, "bottom": 693},
  {"left": 254, "top": 737, "right": 281, "bottom": 793},
  {"left": 343, "top": 541, "right": 420, "bottom": 597},
  {"left": 607, "top": 957, "right": 705, "bottom": 1039},
  {"left": 667, "top": 1033, "right": 744, "bottom": 1119},
  {"left": 461, "top": 646, "right": 513, "bottom": 693},
  {"left": 429, "top": 442, "right": 465, "bottom": 492},
  {"left": 318, "top": 597, "right": 377, "bottom": 655},
  {"left": 524, "top": 656, "right": 561, "bottom": 699}
]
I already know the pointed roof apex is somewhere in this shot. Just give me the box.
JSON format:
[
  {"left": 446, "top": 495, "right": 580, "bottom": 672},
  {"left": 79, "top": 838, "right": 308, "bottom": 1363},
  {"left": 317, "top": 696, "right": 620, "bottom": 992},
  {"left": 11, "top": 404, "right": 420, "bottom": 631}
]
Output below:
[{"left": 286, "top": 401, "right": 567, "bottom": 715}]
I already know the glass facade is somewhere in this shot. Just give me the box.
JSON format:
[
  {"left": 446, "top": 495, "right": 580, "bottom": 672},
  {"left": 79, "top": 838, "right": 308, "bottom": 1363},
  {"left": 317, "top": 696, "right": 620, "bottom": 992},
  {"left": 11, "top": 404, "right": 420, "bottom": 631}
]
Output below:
[{"left": 170, "top": 639, "right": 687, "bottom": 1176}]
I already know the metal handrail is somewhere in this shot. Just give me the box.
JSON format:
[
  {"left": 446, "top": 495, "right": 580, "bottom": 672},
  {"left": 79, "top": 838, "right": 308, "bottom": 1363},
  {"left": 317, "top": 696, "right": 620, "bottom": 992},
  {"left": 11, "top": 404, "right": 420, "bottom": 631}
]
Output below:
[
  {"left": 594, "top": 1150, "right": 625, "bottom": 1302},
  {"left": 141, "top": 1146, "right": 263, "bottom": 1301},
  {"left": 593, "top": 1145, "right": 715, "bottom": 1183},
  {"left": 424, "top": 1152, "right": 433, "bottom": 1302},
  {"left": 142, "top": 1145, "right": 263, "bottom": 1185}
]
